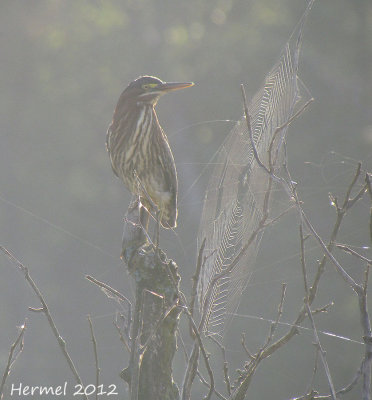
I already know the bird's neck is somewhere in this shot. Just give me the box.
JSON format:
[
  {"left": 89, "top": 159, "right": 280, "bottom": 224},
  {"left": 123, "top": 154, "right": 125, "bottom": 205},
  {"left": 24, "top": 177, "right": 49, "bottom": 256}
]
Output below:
[
  {"left": 136, "top": 102, "right": 154, "bottom": 112},
  {"left": 132, "top": 103, "right": 162, "bottom": 138},
  {"left": 136, "top": 102, "right": 160, "bottom": 128}
]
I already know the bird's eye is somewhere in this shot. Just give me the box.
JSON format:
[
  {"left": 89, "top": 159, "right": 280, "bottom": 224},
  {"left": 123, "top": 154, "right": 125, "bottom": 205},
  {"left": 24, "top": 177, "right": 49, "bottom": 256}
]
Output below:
[{"left": 142, "top": 83, "right": 158, "bottom": 90}]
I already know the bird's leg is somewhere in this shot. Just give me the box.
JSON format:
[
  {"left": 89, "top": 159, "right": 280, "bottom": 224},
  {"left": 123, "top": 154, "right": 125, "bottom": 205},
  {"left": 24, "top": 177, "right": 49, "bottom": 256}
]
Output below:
[
  {"left": 121, "top": 197, "right": 150, "bottom": 262},
  {"left": 137, "top": 200, "right": 161, "bottom": 252},
  {"left": 139, "top": 204, "right": 150, "bottom": 233},
  {"left": 134, "top": 173, "right": 162, "bottom": 249},
  {"left": 153, "top": 207, "right": 162, "bottom": 252},
  {"left": 133, "top": 172, "right": 154, "bottom": 243},
  {"left": 134, "top": 171, "right": 157, "bottom": 229}
]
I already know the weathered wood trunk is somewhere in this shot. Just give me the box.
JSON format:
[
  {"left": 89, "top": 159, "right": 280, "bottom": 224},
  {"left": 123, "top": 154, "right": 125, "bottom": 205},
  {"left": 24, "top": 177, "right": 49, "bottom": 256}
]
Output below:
[{"left": 120, "top": 201, "right": 181, "bottom": 400}]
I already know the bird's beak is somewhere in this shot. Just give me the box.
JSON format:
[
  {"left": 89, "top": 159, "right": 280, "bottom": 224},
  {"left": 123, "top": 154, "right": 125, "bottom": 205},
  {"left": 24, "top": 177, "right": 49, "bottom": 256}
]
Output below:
[{"left": 158, "top": 82, "right": 194, "bottom": 93}]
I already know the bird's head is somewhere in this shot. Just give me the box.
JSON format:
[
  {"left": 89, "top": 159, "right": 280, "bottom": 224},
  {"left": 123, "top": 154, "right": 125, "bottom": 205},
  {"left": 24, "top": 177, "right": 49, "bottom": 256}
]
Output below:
[{"left": 124, "top": 76, "right": 194, "bottom": 106}]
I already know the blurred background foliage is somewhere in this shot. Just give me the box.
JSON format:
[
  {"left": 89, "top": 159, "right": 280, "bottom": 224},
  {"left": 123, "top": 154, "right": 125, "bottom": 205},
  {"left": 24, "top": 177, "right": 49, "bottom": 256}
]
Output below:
[{"left": 0, "top": 0, "right": 371, "bottom": 399}]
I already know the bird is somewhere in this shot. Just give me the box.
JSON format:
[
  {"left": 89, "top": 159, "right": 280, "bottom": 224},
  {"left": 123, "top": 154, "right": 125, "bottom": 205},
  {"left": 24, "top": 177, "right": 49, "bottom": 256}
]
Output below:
[{"left": 106, "top": 75, "right": 194, "bottom": 229}]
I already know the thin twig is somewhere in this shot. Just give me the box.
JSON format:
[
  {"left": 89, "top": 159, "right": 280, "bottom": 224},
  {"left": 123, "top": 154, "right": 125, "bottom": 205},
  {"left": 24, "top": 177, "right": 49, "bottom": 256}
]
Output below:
[
  {"left": 182, "top": 306, "right": 215, "bottom": 400},
  {"left": 347, "top": 183, "right": 368, "bottom": 210},
  {"left": 283, "top": 160, "right": 371, "bottom": 399},
  {"left": 243, "top": 120, "right": 365, "bottom": 378},
  {"left": 239, "top": 41, "right": 370, "bottom": 400},
  {"left": 163, "top": 263, "right": 216, "bottom": 400},
  {"left": 300, "top": 224, "right": 309, "bottom": 296},
  {"left": 182, "top": 343, "right": 200, "bottom": 400},
  {"left": 233, "top": 284, "right": 287, "bottom": 400},
  {"left": 299, "top": 205, "right": 359, "bottom": 290},
  {"left": 363, "top": 264, "right": 370, "bottom": 297},
  {"left": 208, "top": 335, "right": 232, "bottom": 396},
  {"left": 254, "top": 166, "right": 369, "bottom": 400},
  {"left": 336, "top": 244, "right": 372, "bottom": 264},
  {"left": 287, "top": 160, "right": 372, "bottom": 400},
  {"left": 312, "top": 302, "right": 334, "bottom": 315},
  {"left": 196, "top": 371, "right": 228, "bottom": 400},
  {"left": 262, "top": 204, "right": 296, "bottom": 227},
  {"left": 311, "top": 358, "right": 370, "bottom": 399},
  {"left": 284, "top": 161, "right": 362, "bottom": 291},
  {"left": 274, "top": 97, "right": 314, "bottom": 139},
  {"left": 0, "top": 246, "right": 88, "bottom": 400},
  {"left": 113, "top": 318, "right": 131, "bottom": 353},
  {"left": 198, "top": 171, "right": 274, "bottom": 332},
  {"left": 261, "top": 283, "right": 287, "bottom": 351},
  {"left": 359, "top": 275, "right": 372, "bottom": 400},
  {"left": 86, "top": 275, "right": 132, "bottom": 345},
  {"left": 299, "top": 222, "right": 337, "bottom": 399},
  {"left": 199, "top": 85, "right": 294, "bottom": 340},
  {"left": 85, "top": 275, "right": 132, "bottom": 307},
  {"left": 177, "top": 326, "right": 228, "bottom": 400},
  {"left": 290, "top": 390, "right": 319, "bottom": 400},
  {"left": 87, "top": 316, "right": 100, "bottom": 400},
  {"left": 365, "top": 174, "right": 372, "bottom": 245},
  {"left": 305, "top": 304, "right": 337, "bottom": 400},
  {"left": 241, "top": 333, "right": 254, "bottom": 361},
  {"left": 211, "top": 91, "right": 291, "bottom": 400},
  {"left": 0, "top": 321, "right": 26, "bottom": 399},
  {"left": 241, "top": 84, "right": 270, "bottom": 174},
  {"left": 190, "top": 237, "right": 206, "bottom": 331},
  {"left": 342, "top": 162, "right": 361, "bottom": 210},
  {"left": 230, "top": 355, "right": 261, "bottom": 400},
  {"left": 306, "top": 348, "right": 319, "bottom": 396}
]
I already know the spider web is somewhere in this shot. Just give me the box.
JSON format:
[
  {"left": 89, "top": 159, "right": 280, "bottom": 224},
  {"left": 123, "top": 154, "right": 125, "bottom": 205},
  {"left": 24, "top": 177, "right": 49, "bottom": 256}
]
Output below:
[{"left": 197, "top": 0, "right": 315, "bottom": 336}]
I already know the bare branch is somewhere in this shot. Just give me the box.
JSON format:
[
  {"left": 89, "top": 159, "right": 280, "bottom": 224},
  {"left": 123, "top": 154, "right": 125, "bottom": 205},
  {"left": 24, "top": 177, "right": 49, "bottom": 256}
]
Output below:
[
  {"left": 0, "top": 321, "right": 26, "bottom": 399},
  {"left": 363, "top": 264, "right": 370, "bottom": 297},
  {"left": 182, "top": 306, "right": 215, "bottom": 400},
  {"left": 299, "top": 224, "right": 309, "bottom": 296},
  {"left": 178, "top": 325, "right": 225, "bottom": 400},
  {"left": 305, "top": 302, "right": 337, "bottom": 400},
  {"left": 274, "top": 97, "right": 314, "bottom": 137},
  {"left": 342, "top": 162, "right": 361, "bottom": 210},
  {"left": 272, "top": 150, "right": 371, "bottom": 399},
  {"left": 85, "top": 275, "right": 132, "bottom": 307},
  {"left": 305, "top": 304, "right": 337, "bottom": 400},
  {"left": 299, "top": 224, "right": 337, "bottom": 399},
  {"left": 336, "top": 244, "right": 372, "bottom": 264},
  {"left": 86, "top": 275, "right": 132, "bottom": 345},
  {"left": 208, "top": 335, "right": 232, "bottom": 396},
  {"left": 162, "top": 262, "right": 216, "bottom": 400},
  {"left": 306, "top": 348, "right": 319, "bottom": 396},
  {"left": 190, "top": 237, "right": 206, "bottom": 332},
  {"left": 196, "top": 371, "right": 228, "bottom": 400},
  {"left": 232, "top": 284, "right": 287, "bottom": 399},
  {"left": 366, "top": 174, "right": 372, "bottom": 245},
  {"left": 240, "top": 84, "right": 270, "bottom": 174},
  {"left": 348, "top": 184, "right": 368, "bottom": 210},
  {"left": 312, "top": 302, "right": 334, "bottom": 316},
  {"left": 240, "top": 333, "right": 254, "bottom": 361},
  {"left": 299, "top": 206, "right": 360, "bottom": 291},
  {"left": 0, "top": 246, "right": 88, "bottom": 399},
  {"left": 113, "top": 318, "right": 131, "bottom": 353},
  {"left": 87, "top": 316, "right": 100, "bottom": 400},
  {"left": 242, "top": 149, "right": 365, "bottom": 381},
  {"left": 182, "top": 344, "right": 200, "bottom": 400},
  {"left": 263, "top": 283, "right": 287, "bottom": 349}
]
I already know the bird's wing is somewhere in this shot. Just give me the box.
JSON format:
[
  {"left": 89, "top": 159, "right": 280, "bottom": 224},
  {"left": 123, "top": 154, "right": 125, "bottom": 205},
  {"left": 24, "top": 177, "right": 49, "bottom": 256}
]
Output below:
[{"left": 106, "top": 125, "right": 119, "bottom": 177}]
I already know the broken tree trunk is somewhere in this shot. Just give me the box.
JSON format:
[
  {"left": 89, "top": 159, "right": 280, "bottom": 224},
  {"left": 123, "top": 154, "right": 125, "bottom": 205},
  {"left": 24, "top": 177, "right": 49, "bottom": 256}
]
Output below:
[{"left": 120, "top": 200, "right": 181, "bottom": 400}]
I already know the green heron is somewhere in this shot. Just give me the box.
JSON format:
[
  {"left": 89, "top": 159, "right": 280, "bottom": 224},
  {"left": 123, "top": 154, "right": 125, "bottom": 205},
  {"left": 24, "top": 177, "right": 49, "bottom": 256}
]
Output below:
[{"left": 106, "top": 76, "right": 193, "bottom": 229}]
